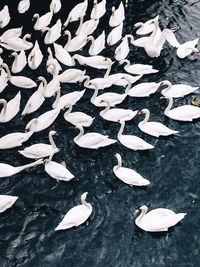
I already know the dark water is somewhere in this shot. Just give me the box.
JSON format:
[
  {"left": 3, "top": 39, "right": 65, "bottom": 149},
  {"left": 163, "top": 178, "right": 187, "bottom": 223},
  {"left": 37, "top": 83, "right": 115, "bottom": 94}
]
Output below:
[{"left": 0, "top": 0, "right": 200, "bottom": 266}]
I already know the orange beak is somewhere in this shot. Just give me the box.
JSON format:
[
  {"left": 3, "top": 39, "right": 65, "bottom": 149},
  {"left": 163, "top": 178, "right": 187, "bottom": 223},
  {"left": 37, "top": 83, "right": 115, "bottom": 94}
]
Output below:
[
  {"left": 160, "top": 96, "right": 165, "bottom": 99},
  {"left": 25, "top": 129, "right": 28, "bottom": 133},
  {"left": 135, "top": 209, "right": 141, "bottom": 213}
]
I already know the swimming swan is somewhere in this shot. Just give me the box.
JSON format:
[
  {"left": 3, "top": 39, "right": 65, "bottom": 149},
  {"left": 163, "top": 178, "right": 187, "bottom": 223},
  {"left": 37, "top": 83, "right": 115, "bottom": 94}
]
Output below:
[
  {"left": 0, "top": 195, "right": 18, "bottom": 213},
  {"left": 0, "top": 92, "right": 21, "bottom": 123}
]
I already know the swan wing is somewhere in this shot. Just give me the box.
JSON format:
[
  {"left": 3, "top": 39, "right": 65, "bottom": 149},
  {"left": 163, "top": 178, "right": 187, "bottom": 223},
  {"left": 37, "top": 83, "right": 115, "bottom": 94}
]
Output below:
[
  {"left": 54, "top": 43, "right": 74, "bottom": 66},
  {"left": 107, "top": 22, "right": 123, "bottom": 46},
  {"left": 162, "top": 84, "right": 199, "bottom": 98},
  {"left": 10, "top": 76, "right": 37, "bottom": 88},
  {"left": 19, "top": 144, "right": 55, "bottom": 158},
  {"left": 0, "top": 195, "right": 18, "bottom": 213},
  {"left": 129, "top": 82, "right": 161, "bottom": 97},
  {"left": 168, "top": 105, "right": 200, "bottom": 121},
  {"left": 45, "top": 161, "right": 74, "bottom": 181},
  {"left": 0, "top": 131, "right": 33, "bottom": 149},
  {"left": 119, "top": 135, "right": 154, "bottom": 150}
]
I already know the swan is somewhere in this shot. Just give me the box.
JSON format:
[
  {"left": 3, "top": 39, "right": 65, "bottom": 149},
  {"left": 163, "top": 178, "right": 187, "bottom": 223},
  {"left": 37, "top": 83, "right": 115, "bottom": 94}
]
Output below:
[
  {"left": 0, "top": 34, "right": 33, "bottom": 51},
  {"left": 44, "top": 152, "right": 74, "bottom": 182},
  {"left": 135, "top": 205, "right": 187, "bottom": 232},
  {"left": 1, "top": 63, "right": 37, "bottom": 88},
  {"left": 62, "top": 0, "right": 88, "bottom": 29},
  {"left": 119, "top": 60, "right": 158, "bottom": 75},
  {"left": 63, "top": 30, "right": 88, "bottom": 52},
  {"left": 138, "top": 109, "right": 179, "bottom": 137},
  {"left": 0, "top": 68, "right": 8, "bottom": 93},
  {"left": 177, "top": 38, "right": 199, "bottom": 59},
  {"left": 10, "top": 50, "right": 27, "bottom": 73},
  {"left": 99, "top": 100, "right": 138, "bottom": 122},
  {"left": 55, "top": 192, "right": 92, "bottom": 231},
  {"left": 28, "top": 40, "right": 43, "bottom": 70},
  {"left": 108, "top": 73, "right": 142, "bottom": 87},
  {"left": 0, "top": 5, "right": 10, "bottom": 28},
  {"left": 133, "top": 15, "right": 159, "bottom": 35},
  {"left": 19, "top": 130, "right": 59, "bottom": 159},
  {"left": 113, "top": 153, "right": 150, "bottom": 186},
  {"left": 75, "top": 16, "right": 99, "bottom": 36},
  {"left": 87, "top": 30, "right": 105, "bottom": 56},
  {"left": 21, "top": 76, "right": 47, "bottom": 117},
  {"left": 161, "top": 80, "right": 199, "bottom": 98},
  {"left": 72, "top": 54, "right": 112, "bottom": 69},
  {"left": 161, "top": 96, "right": 200, "bottom": 121},
  {"left": 32, "top": 11, "right": 53, "bottom": 31},
  {"left": 0, "top": 26, "right": 23, "bottom": 42},
  {"left": 53, "top": 43, "right": 75, "bottom": 67},
  {"left": 109, "top": 2, "right": 125, "bottom": 27},
  {"left": 25, "top": 108, "right": 61, "bottom": 132},
  {"left": 0, "top": 159, "right": 44, "bottom": 178},
  {"left": 114, "top": 35, "right": 133, "bottom": 61},
  {"left": 0, "top": 92, "right": 21, "bottom": 123},
  {"left": 41, "top": 19, "right": 62, "bottom": 44},
  {"left": 107, "top": 22, "right": 123, "bottom": 46},
  {"left": 58, "top": 68, "right": 86, "bottom": 84},
  {"left": 50, "top": 0, "right": 61, "bottom": 14},
  {"left": 64, "top": 103, "right": 94, "bottom": 127},
  {"left": 18, "top": 0, "right": 30, "bottom": 14},
  {"left": 117, "top": 120, "right": 154, "bottom": 151},
  {"left": 0, "top": 195, "right": 18, "bottom": 213},
  {"left": 46, "top": 47, "right": 62, "bottom": 75},
  {"left": 91, "top": 0, "right": 106, "bottom": 20},
  {"left": 74, "top": 124, "right": 116, "bottom": 149},
  {"left": 44, "top": 62, "right": 60, "bottom": 98},
  {"left": 0, "top": 131, "right": 33, "bottom": 149}
]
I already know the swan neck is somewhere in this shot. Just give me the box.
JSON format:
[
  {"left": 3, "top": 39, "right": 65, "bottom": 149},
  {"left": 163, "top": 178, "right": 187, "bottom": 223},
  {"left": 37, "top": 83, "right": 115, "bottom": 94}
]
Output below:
[
  {"left": 141, "top": 110, "right": 150, "bottom": 124},
  {"left": 63, "top": 15, "right": 71, "bottom": 28},
  {"left": 2, "top": 63, "right": 11, "bottom": 79},
  {"left": 100, "top": 100, "right": 110, "bottom": 115},
  {"left": 53, "top": 87, "right": 61, "bottom": 108},
  {"left": 125, "top": 79, "right": 131, "bottom": 94},
  {"left": 65, "top": 103, "right": 72, "bottom": 115},
  {"left": 91, "top": 85, "right": 99, "bottom": 103},
  {"left": 126, "top": 34, "right": 134, "bottom": 43},
  {"left": 104, "top": 61, "right": 112, "bottom": 78},
  {"left": 0, "top": 99, "right": 7, "bottom": 114},
  {"left": 115, "top": 154, "right": 122, "bottom": 169},
  {"left": 137, "top": 209, "right": 147, "bottom": 224},
  {"left": 49, "top": 132, "right": 57, "bottom": 149},
  {"left": 16, "top": 160, "right": 42, "bottom": 172},
  {"left": 76, "top": 16, "right": 84, "bottom": 35},
  {"left": 74, "top": 126, "right": 84, "bottom": 142},
  {"left": 82, "top": 76, "right": 90, "bottom": 87},
  {"left": 117, "top": 121, "right": 125, "bottom": 139},
  {"left": 64, "top": 31, "right": 71, "bottom": 48},
  {"left": 165, "top": 97, "right": 173, "bottom": 115}
]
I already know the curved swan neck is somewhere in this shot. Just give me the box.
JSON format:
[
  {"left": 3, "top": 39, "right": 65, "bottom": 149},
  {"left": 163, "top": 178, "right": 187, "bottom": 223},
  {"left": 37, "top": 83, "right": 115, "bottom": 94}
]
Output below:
[
  {"left": 117, "top": 121, "right": 125, "bottom": 139},
  {"left": 115, "top": 153, "right": 122, "bottom": 169},
  {"left": 91, "top": 84, "right": 99, "bottom": 103},
  {"left": 65, "top": 103, "right": 73, "bottom": 115},
  {"left": 150, "top": 20, "right": 159, "bottom": 41},
  {"left": 76, "top": 16, "right": 84, "bottom": 35},
  {"left": 100, "top": 100, "right": 110, "bottom": 115},
  {"left": 0, "top": 99, "right": 7, "bottom": 114},
  {"left": 63, "top": 30, "right": 71, "bottom": 48},
  {"left": 165, "top": 97, "right": 173, "bottom": 115},
  {"left": 81, "top": 193, "right": 90, "bottom": 208},
  {"left": 120, "top": 59, "right": 130, "bottom": 67},
  {"left": 125, "top": 79, "right": 131, "bottom": 94},
  {"left": 2, "top": 63, "right": 11, "bottom": 79},
  {"left": 49, "top": 131, "right": 57, "bottom": 149},
  {"left": 15, "top": 159, "right": 43, "bottom": 173},
  {"left": 141, "top": 109, "right": 150, "bottom": 124},
  {"left": 74, "top": 125, "right": 84, "bottom": 141},
  {"left": 126, "top": 34, "right": 134, "bottom": 43},
  {"left": 136, "top": 208, "right": 148, "bottom": 224},
  {"left": 53, "top": 87, "right": 61, "bottom": 108},
  {"left": 162, "top": 80, "right": 172, "bottom": 91},
  {"left": 104, "top": 59, "right": 113, "bottom": 78},
  {"left": 23, "top": 34, "right": 31, "bottom": 44},
  {"left": 63, "top": 15, "right": 72, "bottom": 28},
  {"left": 81, "top": 75, "right": 90, "bottom": 87},
  {"left": 26, "top": 118, "right": 37, "bottom": 131}
]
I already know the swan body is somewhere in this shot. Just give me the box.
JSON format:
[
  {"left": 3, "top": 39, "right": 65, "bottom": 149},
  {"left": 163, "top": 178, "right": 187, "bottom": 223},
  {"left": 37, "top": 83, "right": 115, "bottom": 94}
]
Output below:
[
  {"left": 53, "top": 43, "right": 75, "bottom": 67},
  {"left": 44, "top": 63, "right": 60, "bottom": 98},
  {"left": 177, "top": 38, "right": 199, "bottom": 59},
  {"left": 76, "top": 17, "right": 99, "bottom": 36},
  {"left": 128, "top": 81, "right": 162, "bottom": 97},
  {"left": 87, "top": 31, "right": 105, "bottom": 56},
  {"left": 119, "top": 60, "right": 158, "bottom": 75},
  {"left": 58, "top": 68, "right": 86, "bottom": 83},
  {"left": 32, "top": 11, "right": 53, "bottom": 31},
  {"left": 113, "top": 153, "right": 150, "bottom": 186},
  {"left": 64, "top": 30, "right": 87, "bottom": 52},
  {"left": 74, "top": 124, "right": 116, "bottom": 149},
  {"left": 41, "top": 19, "right": 61, "bottom": 44},
  {"left": 18, "top": 0, "right": 30, "bottom": 14},
  {"left": 91, "top": 0, "right": 106, "bottom": 20},
  {"left": 117, "top": 120, "right": 154, "bottom": 151},
  {"left": 73, "top": 54, "right": 112, "bottom": 69},
  {"left": 107, "top": 22, "right": 123, "bottom": 46},
  {"left": 10, "top": 50, "right": 27, "bottom": 73},
  {"left": 108, "top": 73, "right": 142, "bottom": 87},
  {"left": 0, "top": 92, "right": 21, "bottom": 123},
  {"left": 114, "top": 35, "right": 132, "bottom": 61},
  {"left": 161, "top": 96, "right": 200, "bottom": 121},
  {"left": 138, "top": 109, "right": 179, "bottom": 137},
  {"left": 0, "top": 34, "right": 33, "bottom": 51},
  {"left": 55, "top": 192, "right": 92, "bottom": 231},
  {"left": 0, "top": 68, "right": 8, "bottom": 93},
  {"left": 161, "top": 80, "right": 199, "bottom": 98},
  {"left": 0, "top": 5, "right": 10, "bottom": 28},
  {"left": 28, "top": 41, "right": 43, "bottom": 70},
  {"left": 109, "top": 2, "right": 125, "bottom": 27},
  {"left": 0, "top": 131, "right": 33, "bottom": 149},
  {"left": 133, "top": 15, "right": 159, "bottom": 35},
  {"left": 46, "top": 47, "right": 62, "bottom": 75},
  {"left": 50, "top": 0, "right": 61, "bottom": 14},
  {"left": 19, "top": 131, "right": 59, "bottom": 159},
  {"left": 0, "top": 195, "right": 18, "bottom": 213},
  {"left": 135, "top": 205, "right": 187, "bottom": 232},
  {"left": 0, "top": 26, "right": 23, "bottom": 42}
]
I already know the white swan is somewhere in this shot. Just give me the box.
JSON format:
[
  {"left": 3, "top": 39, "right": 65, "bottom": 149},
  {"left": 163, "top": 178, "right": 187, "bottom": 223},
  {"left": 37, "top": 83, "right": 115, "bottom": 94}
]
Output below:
[
  {"left": 0, "top": 195, "right": 18, "bottom": 213},
  {"left": 55, "top": 192, "right": 92, "bottom": 231},
  {"left": 135, "top": 205, "right": 187, "bottom": 232},
  {"left": 87, "top": 30, "right": 105, "bottom": 56},
  {"left": 63, "top": 30, "right": 88, "bottom": 52},
  {"left": 53, "top": 43, "right": 75, "bottom": 67},
  {"left": 1, "top": 63, "right": 37, "bottom": 88},
  {"left": 64, "top": 103, "right": 94, "bottom": 127},
  {"left": 107, "top": 22, "right": 123, "bottom": 46},
  {"left": 119, "top": 60, "right": 158, "bottom": 75},
  {"left": 0, "top": 92, "right": 21, "bottom": 123},
  {"left": 109, "top": 2, "right": 125, "bottom": 27},
  {"left": 74, "top": 124, "right": 116, "bottom": 149},
  {"left": 75, "top": 16, "right": 99, "bottom": 36},
  {"left": 177, "top": 38, "right": 199, "bottom": 59},
  {"left": 0, "top": 5, "right": 10, "bottom": 28},
  {"left": 114, "top": 35, "right": 133, "bottom": 61},
  {"left": 44, "top": 62, "right": 60, "bottom": 98},
  {"left": 58, "top": 68, "right": 86, "bottom": 84},
  {"left": 161, "top": 80, "right": 199, "bottom": 98},
  {"left": 91, "top": 0, "right": 106, "bottom": 20},
  {"left": 18, "top": 0, "right": 30, "bottom": 14},
  {"left": 10, "top": 50, "right": 27, "bottom": 73},
  {"left": 50, "top": 0, "right": 61, "bottom": 14},
  {"left": 28, "top": 40, "right": 43, "bottom": 70},
  {"left": 46, "top": 47, "right": 62, "bottom": 75},
  {"left": 138, "top": 109, "right": 179, "bottom": 137},
  {"left": 0, "top": 68, "right": 8, "bottom": 94},
  {"left": 133, "top": 15, "right": 159, "bottom": 35},
  {"left": 117, "top": 120, "right": 154, "bottom": 151},
  {"left": 19, "top": 130, "right": 59, "bottom": 159},
  {"left": 161, "top": 96, "right": 200, "bottom": 121},
  {"left": 72, "top": 54, "right": 112, "bottom": 69},
  {"left": 113, "top": 153, "right": 150, "bottom": 186},
  {"left": 0, "top": 131, "right": 33, "bottom": 149},
  {"left": 0, "top": 34, "right": 33, "bottom": 51},
  {"left": 44, "top": 152, "right": 74, "bottom": 182},
  {"left": 41, "top": 19, "right": 61, "bottom": 44},
  {"left": 0, "top": 26, "right": 23, "bottom": 42},
  {"left": 32, "top": 11, "right": 53, "bottom": 31},
  {"left": 0, "top": 159, "right": 44, "bottom": 178}
]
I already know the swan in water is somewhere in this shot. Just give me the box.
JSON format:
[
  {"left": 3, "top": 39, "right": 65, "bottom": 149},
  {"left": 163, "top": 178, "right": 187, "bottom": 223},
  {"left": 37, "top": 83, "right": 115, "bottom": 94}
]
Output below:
[
  {"left": 161, "top": 96, "right": 200, "bottom": 121},
  {"left": 55, "top": 192, "right": 92, "bottom": 231},
  {"left": 18, "top": 0, "right": 30, "bottom": 14},
  {"left": 74, "top": 124, "right": 116, "bottom": 149},
  {"left": 63, "top": 30, "right": 88, "bottom": 52},
  {"left": 1, "top": 63, "right": 37, "bottom": 88},
  {"left": 44, "top": 152, "right": 74, "bottom": 182},
  {"left": 135, "top": 205, "right": 187, "bottom": 232},
  {"left": 0, "top": 68, "right": 8, "bottom": 94},
  {"left": 28, "top": 40, "right": 43, "bottom": 70},
  {"left": 109, "top": 2, "right": 125, "bottom": 27},
  {"left": 53, "top": 43, "right": 75, "bottom": 67},
  {"left": 41, "top": 19, "right": 62, "bottom": 44},
  {"left": 0, "top": 26, "right": 23, "bottom": 42},
  {"left": 117, "top": 120, "right": 154, "bottom": 151},
  {"left": 119, "top": 60, "right": 158, "bottom": 75},
  {"left": 75, "top": 16, "right": 99, "bottom": 36},
  {"left": 0, "top": 195, "right": 18, "bottom": 213},
  {"left": 50, "top": 0, "right": 61, "bottom": 14},
  {"left": 44, "top": 62, "right": 60, "bottom": 98},
  {"left": 107, "top": 22, "right": 123, "bottom": 46},
  {"left": 133, "top": 15, "right": 159, "bottom": 35},
  {"left": 0, "top": 92, "right": 21, "bottom": 123},
  {"left": 91, "top": 0, "right": 106, "bottom": 20},
  {"left": 72, "top": 54, "right": 112, "bottom": 69},
  {"left": 87, "top": 30, "right": 105, "bottom": 56},
  {"left": 19, "top": 131, "right": 59, "bottom": 159},
  {"left": 114, "top": 35, "right": 133, "bottom": 61},
  {"left": 0, "top": 34, "right": 33, "bottom": 51},
  {"left": 161, "top": 80, "right": 199, "bottom": 98},
  {"left": 191, "top": 95, "right": 200, "bottom": 107},
  {"left": 0, "top": 5, "right": 10, "bottom": 28},
  {"left": 99, "top": 100, "right": 138, "bottom": 122},
  {"left": 46, "top": 47, "right": 62, "bottom": 75},
  {"left": 0, "top": 131, "right": 33, "bottom": 149},
  {"left": 10, "top": 50, "right": 27, "bottom": 73},
  {"left": 58, "top": 68, "right": 86, "bottom": 84},
  {"left": 64, "top": 103, "right": 94, "bottom": 127},
  {"left": 176, "top": 38, "right": 199, "bottom": 59},
  {"left": 138, "top": 109, "right": 179, "bottom": 137},
  {"left": 32, "top": 11, "right": 53, "bottom": 31},
  {"left": 113, "top": 153, "right": 150, "bottom": 186}
]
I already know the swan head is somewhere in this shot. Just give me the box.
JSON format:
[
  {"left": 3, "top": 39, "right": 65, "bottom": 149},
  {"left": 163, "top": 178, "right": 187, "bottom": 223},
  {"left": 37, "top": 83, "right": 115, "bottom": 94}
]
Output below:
[
  {"left": 138, "top": 109, "right": 148, "bottom": 115},
  {"left": 133, "top": 22, "right": 143, "bottom": 29},
  {"left": 63, "top": 30, "right": 71, "bottom": 36},
  {"left": 135, "top": 205, "right": 149, "bottom": 214},
  {"left": 25, "top": 118, "right": 37, "bottom": 132},
  {"left": 9, "top": 52, "right": 18, "bottom": 57},
  {"left": 81, "top": 192, "right": 88, "bottom": 203},
  {"left": 49, "top": 130, "right": 58, "bottom": 136},
  {"left": 160, "top": 80, "right": 172, "bottom": 87},
  {"left": 111, "top": 6, "right": 115, "bottom": 14},
  {"left": 114, "top": 153, "right": 121, "bottom": 162},
  {"left": 0, "top": 48, "right": 3, "bottom": 54},
  {"left": 32, "top": 13, "right": 39, "bottom": 21}
]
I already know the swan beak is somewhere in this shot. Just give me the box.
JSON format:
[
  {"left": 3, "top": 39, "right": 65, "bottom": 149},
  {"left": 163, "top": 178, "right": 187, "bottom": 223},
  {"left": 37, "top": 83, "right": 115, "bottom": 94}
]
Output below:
[
  {"left": 116, "top": 119, "right": 120, "bottom": 123},
  {"left": 99, "top": 100, "right": 104, "bottom": 104},
  {"left": 32, "top": 17, "right": 35, "bottom": 21},
  {"left": 149, "top": 21, "right": 155, "bottom": 25},
  {"left": 20, "top": 115, "right": 24, "bottom": 120},
  {"left": 196, "top": 52, "right": 200, "bottom": 55},
  {"left": 25, "top": 129, "right": 28, "bottom": 133},
  {"left": 62, "top": 25, "right": 66, "bottom": 31},
  {"left": 138, "top": 111, "right": 143, "bottom": 115},
  {"left": 160, "top": 96, "right": 166, "bottom": 99},
  {"left": 133, "top": 25, "right": 136, "bottom": 29},
  {"left": 135, "top": 209, "right": 141, "bottom": 213}
]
